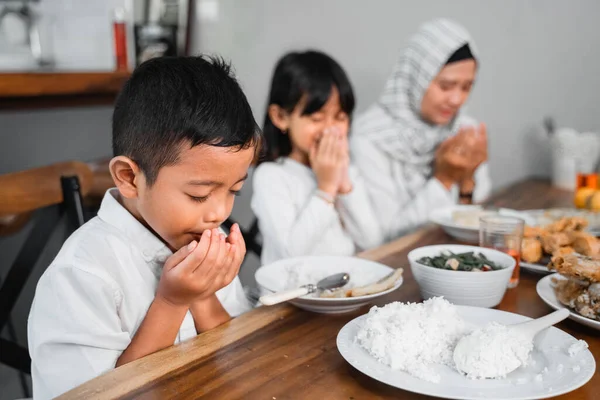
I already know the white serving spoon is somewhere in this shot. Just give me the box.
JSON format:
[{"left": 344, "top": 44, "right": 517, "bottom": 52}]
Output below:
[
  {"left": 259, "top": 272, "right": 350, "bottom": 306},
  {"left": 454, "top": 308, "right": 570, "bottom": 379}
]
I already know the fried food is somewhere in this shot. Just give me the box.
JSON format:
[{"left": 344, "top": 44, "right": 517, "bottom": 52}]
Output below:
[
  {"left": 553, "top": 246, "right": 575, "bottom": 257},
  {"left": 572, "top": 232, "right": 600, "bottom": 257},
  {"left": 524, "top": 225, "right": 547, "bottom": 238},
  {"left": 548, "top": 253, "right": 600, "bottom": 282},
  {"left": 521, "top": 238, "right": 543, "bottom": 263},
  {"left": 540, "top": 232, "right": 571, "bottom": 254},
  {"left": 552, "top": 277, "right": 600, "bottom": 321},
  {"left": 545, "top": 217, "right": 588, "bottom": 233}
]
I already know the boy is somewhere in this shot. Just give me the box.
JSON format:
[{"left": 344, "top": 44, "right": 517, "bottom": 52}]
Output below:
[{"left": 27, "top": 56, "right": 261, "bottom": 399}]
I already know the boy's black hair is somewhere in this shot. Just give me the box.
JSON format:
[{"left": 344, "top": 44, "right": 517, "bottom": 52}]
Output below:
[
  {"left": 113, "top": 55, "right": 261, "bottom": 185},
  {"left": 262, "top": 50, "right": 355, "bottom": 162}
]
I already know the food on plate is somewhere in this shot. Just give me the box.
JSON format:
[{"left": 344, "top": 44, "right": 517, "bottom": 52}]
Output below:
[
  {"left": 549, "top": 253, "right": 600, "bottom": 282},
  {"left": 540, "top": 232, "right": 571, "bottom": 254},
  {"left": 451, "top": 209, "right": 494, "bottom": 228},
  {"left": 521, "top": 238, "right": 542, "bottom": 263},
  {"left": 554, "top": 246, "right": 575, "bottom": 256},
  {"left": 356, "top": 297, "right": 539, "bottom": 383},
  {"left": 551, "top": 278, "right": 600, "bottom": 321},
  {"left": 545, "top": 217, "right": 588, "bottom": 233},
  {"left": 572, "top": 232, "right": 600, "bottom": 256},
  {"left": 319, "top": 268, "right": 403, "bottom": 298},
  {"left": 453, "top": 322, "right": 533, "bottom": 379},
  {"left": 355, "top": 298, "right": 466, "bottom": 383},
  {"left": 524, "top": 225, "right": 546, "bottom": 238},
  {"left": 548, "top": 253, "right": 600, "bottom": 321},
  {"left": 519, "top": 216, "right": 600, "bottom": 264},
  {"left": 416, "top": 251, "right": 504, "bottom": 272}
]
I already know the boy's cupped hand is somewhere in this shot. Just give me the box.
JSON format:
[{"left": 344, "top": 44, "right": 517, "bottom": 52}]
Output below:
[{"left": 156, "top": 224, "right": 246, "bottom": 307}]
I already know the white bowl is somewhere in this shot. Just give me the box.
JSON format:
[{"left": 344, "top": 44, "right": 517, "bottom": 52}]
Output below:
[
  {"left": 255, "top": 256, "right": 403, "bottom": 314},
  {"left": 408, "top": 245, "right": 515, "bottom": 308}
]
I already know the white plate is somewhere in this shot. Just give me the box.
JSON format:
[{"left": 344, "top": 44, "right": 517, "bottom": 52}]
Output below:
[
  {"left": 521, "top": 262, "right": 552, "bottom": 274},
  {"left": 430, "top": 206, "right": 600, "bottom": 244},
  {"left": 255, "top": 256, "right": 402, "bottom": 314},
  {"left": 337, "top": 306, "right": 595, "bottom": 400},
  {"left": 536, "top": 273, "right": 600, "bottom": 331},
  {"left": 429, "top": 205, "right": 485, "bottom": 243},
  {"left": 429, "top": 206, "right": 536, "bottom": 244}
]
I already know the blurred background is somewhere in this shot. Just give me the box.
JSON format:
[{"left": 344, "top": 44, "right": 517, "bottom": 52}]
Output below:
[{"left": 1, "top": 1, "right": 599, "bottom": 398}]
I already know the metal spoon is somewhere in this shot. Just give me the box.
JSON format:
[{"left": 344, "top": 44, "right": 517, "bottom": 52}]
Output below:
[{"left": 259, "top": 272, "right": 350, "bottom": 306}]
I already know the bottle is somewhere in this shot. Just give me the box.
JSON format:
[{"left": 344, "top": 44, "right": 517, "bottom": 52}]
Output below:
[{"left": 113, "top": 7, "right": 128, "bottom": 71}]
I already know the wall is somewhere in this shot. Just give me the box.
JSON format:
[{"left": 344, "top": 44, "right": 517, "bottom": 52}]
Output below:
[
  {"left": 189, "top": 0, "right": 600, "bottom": 293},
  {"left": 192, "top": 0, "right": 600, "bottom": 190}
]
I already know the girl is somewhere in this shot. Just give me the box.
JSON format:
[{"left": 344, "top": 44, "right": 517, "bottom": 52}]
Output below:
[
  {"left": 352, "top": 19, "right": 492, "bottom": 241},
  {"left": 251, "top": 50, "right": 383, "bottom": 265}
]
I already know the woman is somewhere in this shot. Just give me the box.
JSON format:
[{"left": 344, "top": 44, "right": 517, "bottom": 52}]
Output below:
[{"left": 351, "top": 18, "right": 491, "bottom": 241}]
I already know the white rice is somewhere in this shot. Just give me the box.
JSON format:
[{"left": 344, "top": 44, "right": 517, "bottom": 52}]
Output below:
[
  {"left": 568, "top": 339, "right": 589, "bottom": 357},
  {"left": 356, "top": 297, "right": 466, "bottom": 383},
  {"left": 453, "top": 322, "right": 533, "bottom": 380}
]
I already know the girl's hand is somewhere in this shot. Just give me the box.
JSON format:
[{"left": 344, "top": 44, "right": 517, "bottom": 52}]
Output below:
[
  {"left": 309, "top": 128, "right": 345, "bottom": 197},
  {"left": 338, "top": 134, "right": 353, "bottom": 195}
]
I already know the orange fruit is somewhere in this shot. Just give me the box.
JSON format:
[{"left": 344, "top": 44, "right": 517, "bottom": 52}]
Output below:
[
  {"left": 574, "top": 187, "right": 596, "bottom": 209},
  {"left": 590, "top": 191, "right": 600, "bottom": 212}
]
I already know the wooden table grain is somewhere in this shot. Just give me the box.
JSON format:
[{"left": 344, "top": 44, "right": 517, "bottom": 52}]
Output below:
[{"left": 58, "top": 179, "right": 599, "bottom": 400}]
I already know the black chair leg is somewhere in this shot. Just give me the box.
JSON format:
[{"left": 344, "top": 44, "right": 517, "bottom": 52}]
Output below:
[{"left": 5, "top": 319, "right": 30, "bottom": 397}]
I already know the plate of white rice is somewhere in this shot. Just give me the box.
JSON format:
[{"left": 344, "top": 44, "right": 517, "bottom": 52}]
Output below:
[{"left": 337, "top": 297, "right": 595, "bottom": 399}]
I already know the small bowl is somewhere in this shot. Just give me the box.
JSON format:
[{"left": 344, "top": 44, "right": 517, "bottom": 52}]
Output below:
[{"left": 408, "top": 245, "right": 515, "bottom": 308}]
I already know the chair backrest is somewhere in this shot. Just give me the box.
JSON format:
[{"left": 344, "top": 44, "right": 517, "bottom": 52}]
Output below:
[
  {"left": 0, "top": 161, "right": 93, "bottom": 218},
  {"left": 0, "top": 161, "right": 94, "bottom": 378}
]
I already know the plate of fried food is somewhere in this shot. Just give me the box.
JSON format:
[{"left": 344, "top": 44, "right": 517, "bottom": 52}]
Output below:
[
  {"left": 520, "top": 216, "right": 600, "bottom": 274},
  {"left": 536, "top": 252, "right": 600, "bottom": 330},
  {"left": 430, "top": 206, "right": 600, "bottom": 244}
]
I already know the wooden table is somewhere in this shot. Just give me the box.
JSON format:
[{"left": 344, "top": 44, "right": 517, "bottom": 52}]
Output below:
[{"left": 59, "top": 180, "right": 599, "bottom": 400}]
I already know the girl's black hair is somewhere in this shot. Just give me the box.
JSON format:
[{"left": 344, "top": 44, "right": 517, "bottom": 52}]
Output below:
[{"left": 261, "top": 50, "right": 355, "bottom": 162}]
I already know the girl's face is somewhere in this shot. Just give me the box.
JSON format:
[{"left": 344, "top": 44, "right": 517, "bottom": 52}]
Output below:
[
  {"left": 420, "top": 59, "right": 476, "bottom": 126},
  {"left": 269, "top": 86, "right": 350, "bottom": 163}
]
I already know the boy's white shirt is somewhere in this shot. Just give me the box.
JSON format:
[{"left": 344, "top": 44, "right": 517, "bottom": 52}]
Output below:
[
  {"left": 251, "top": 157, "right": 384, "bottom": 265},
  {"left": 27, "top": 189, "right": 251, "bottom": 400}
]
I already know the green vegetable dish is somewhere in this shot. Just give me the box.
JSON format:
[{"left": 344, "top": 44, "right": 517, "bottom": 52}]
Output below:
[{"left": 417, "top": 251, "right": 505, "bottom": 272}]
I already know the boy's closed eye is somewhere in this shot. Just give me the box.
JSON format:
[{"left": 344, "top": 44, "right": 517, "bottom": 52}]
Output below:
[{"left": 188, "top": 190, "right": 242, "bottom": 203}]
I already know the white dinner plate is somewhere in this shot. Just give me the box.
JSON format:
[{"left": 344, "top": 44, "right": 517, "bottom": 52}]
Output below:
[
  {"left": 337, "top": 306, "right": 595, "bottom": 399},
  {"left": 255, "top": 256, "right": 402, "bottom": 314}
]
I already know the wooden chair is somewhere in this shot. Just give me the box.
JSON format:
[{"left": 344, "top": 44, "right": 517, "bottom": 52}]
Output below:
[{"left": 0, "top": 161, "right": 93, "bottom": 396}]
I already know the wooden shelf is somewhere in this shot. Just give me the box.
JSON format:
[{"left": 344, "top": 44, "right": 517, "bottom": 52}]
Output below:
[{"left": 0, "top": 71, "right": 130, "bottom": 110}]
